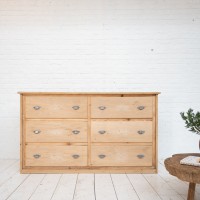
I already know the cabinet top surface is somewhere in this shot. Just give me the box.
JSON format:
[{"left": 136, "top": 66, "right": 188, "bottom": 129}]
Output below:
[{"left": 18, "top": 92, "right": 160, "bottom": 95}]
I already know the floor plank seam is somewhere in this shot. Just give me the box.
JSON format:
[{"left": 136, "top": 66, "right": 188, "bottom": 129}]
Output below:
[
  {"left": 109, "top": 174, "right": 119, "bottom": 200},
  {"left": 5, "top": 174, "right": 30, "bottom": 200},
  {"left": 50, "top": 174, "right": 62, "bottom": 200},
  {"left": 0, "top": 160, "right": 19, "bottom": 176},
  {"left": 0, "top": 169, "right": 20, "bottom": 187},
  {"left": 1, "top": 160, "right": 200, "bottom": 200},
  {"left": 142, "top": 174, "right": 163, "bottom": 200},
  {"left": 125, "top": 173, "right": 141, "bottom": 200},
  {"left": 94, "top": 174, "right": 96, "bottom": 200},
  {"left": 157, "top": 173, "right": 185, "bottom": 200},
  {"left": 72, "top": 174, "right": 79, "bottom": 200},
  {"left": 0, "top": 169, "right": 20, "bottom": 188},
  {"left": 27, "top": 174, "right": 46, "bottom": 200},
  {"left": 0, "top": 160, "right": 18, "bottom": 174}
]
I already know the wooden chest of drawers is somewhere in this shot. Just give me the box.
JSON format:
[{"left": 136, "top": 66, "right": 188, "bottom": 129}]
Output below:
[{"left": 19, "top": 92, "right": 160, "bottom": 173}]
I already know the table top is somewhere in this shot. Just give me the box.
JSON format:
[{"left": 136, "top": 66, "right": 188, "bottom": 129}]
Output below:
[{"left": 164, "top": 153, "right": 200, "bottom": 183}]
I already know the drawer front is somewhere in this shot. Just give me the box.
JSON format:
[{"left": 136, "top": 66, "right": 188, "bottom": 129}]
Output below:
[
  {"left": 91, "top": 120, "right": 152, "bottom": 142},
  {"left": 91, "top": 97, "right": 153, "bottom": 118},
  {"left": 25, "top": 144, "right": 87, "bottom": 166},
  {"left": 26, "top": 120, "right": 87, "bottom": 142},
  {"left": 91, "top": 145, "right": 152, "bottom": 166},
  {"left": 25, "top": 96, "right": 87, "bottom": 118}
]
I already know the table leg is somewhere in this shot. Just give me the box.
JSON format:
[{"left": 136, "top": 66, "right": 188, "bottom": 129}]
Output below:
[{"left": 187, "top": 183, "right": 196, "bottom": 200}]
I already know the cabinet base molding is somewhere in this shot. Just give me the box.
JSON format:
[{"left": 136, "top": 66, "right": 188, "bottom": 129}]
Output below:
[{"left": 21, "top": 167, "right": 157, "bottom": 174}]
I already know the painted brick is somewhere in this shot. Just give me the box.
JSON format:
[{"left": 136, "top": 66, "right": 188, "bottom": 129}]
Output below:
[{"left": 0, "top": 0, "right": 200, "bottom": 159}]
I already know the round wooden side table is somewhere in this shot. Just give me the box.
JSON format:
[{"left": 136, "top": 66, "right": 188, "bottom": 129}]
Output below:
[{"left": 164, "top": 153, "right": 200, "bottom": 200}]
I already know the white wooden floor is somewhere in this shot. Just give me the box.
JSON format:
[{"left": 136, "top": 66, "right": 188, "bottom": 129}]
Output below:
[{"left": 0, "top": 160, "right": 199, "bottom": 200}]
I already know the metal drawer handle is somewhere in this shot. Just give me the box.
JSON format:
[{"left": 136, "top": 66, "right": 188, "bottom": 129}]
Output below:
[
  {"left": 137, "top": 130, "right": 145, "bottom": 135},
  {"left": 33, "top": 106, "right": 41, "bottom": 110},
  {"left": 72, "top": 130, "right": 80, "bottom": 134},
  {"left": 98, "top": 154, "right": 106, "bottom": 159},
  {"left": 137, "top": 154, "right": 145, "bottom": 159},
  {"left": 33, "top": 130, "right": 41, "bottom": 134},
  {"left": 98, "top": 106, "right": 106, "bottom": 110},
  {"left": 33, "top": 154, "right": 41, "bottom": 159},
  {"left": 98, "top": 130, "right": 106, "bottom": 134},
  {"left": 72, "top": 154, "right": 80, "bottom": 159},
  {"left": 72, "top": 106, "right": 80, "bottom": 110},
  {"left": 137, "top": 106, "right": 145, "bottom": 110}
]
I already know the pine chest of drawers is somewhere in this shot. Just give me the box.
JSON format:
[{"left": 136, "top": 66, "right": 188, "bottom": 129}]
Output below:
[{"left": 19, "top": 92, "right": 160, "bottom": 173}]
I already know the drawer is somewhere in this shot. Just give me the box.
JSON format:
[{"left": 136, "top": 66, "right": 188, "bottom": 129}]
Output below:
[
  {"left": 91, "top": 97, "right": 153, "bottom": 118},
  {"left": 91, "top": 145, "right": 152, "bottom": 166},
  {"left": 25, "top": 96, "right": 87, "bottom": 118},
  {"left": 25, "top": 144, "right": 87, "bottom": 166},
  {"left": 25, "top": 120, "right": 87, "bottom": 142},
  {"left": 91, "top": 120, "right": 152, "bottom": 142}
]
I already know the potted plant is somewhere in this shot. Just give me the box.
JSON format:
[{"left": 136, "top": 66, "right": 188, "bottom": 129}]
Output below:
[{"left": 180, "top": 108, "right": 200, "bottom": 149}]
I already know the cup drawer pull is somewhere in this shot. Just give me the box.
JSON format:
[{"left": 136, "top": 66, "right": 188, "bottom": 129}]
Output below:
[
  {"left": 98, "top": 130, "right": 106, "bottom": 134},
  {"left": 33, "top": 106, "right": 41, "bottom": 110},
  {"left": 72, "top": 130, "right": 80, "bottom": 134},
  {"left": 137, "top": 154, "right": 145, "bottom": 159},
  {"left": 33, "top": 130, "right": 41, "bottom": 134},
  {"left": 33, "top": 154, "right": 41, "bottom": 159},
  {"left": 98, "top": 106, "right": 106, "bottom": 110},
  {"left": 137, "top": 106, "right": 145, "bottom": 110},
  {"left": 72, "top": 106, "right": 80, "bottom": 110},
  {"left": 98, "top": 154, "right": 106, "bottom": 159},
  {"left": 137, "top": 130, "right": 145, "bottom": 135},
  {"left": 72, "top": 154, "right": 80, "bottom": 159}
]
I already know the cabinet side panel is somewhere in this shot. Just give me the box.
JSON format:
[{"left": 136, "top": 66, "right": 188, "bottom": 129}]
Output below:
[
  {"left": 20, "top": 95, "right": 23, "bottom": 172},
  {"left": 155, "top": 94, "right": 158, "bottom": 172},
  {"left": 152, "top": 95, "right": 156, "bottom": 171}
]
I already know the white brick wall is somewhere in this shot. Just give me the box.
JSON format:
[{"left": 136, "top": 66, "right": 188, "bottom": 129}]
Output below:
[{"left": 0, "top": 0, "right": 200, "bottom": 159}]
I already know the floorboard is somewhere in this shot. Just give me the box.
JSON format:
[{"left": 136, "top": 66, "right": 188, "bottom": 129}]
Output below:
[
  {"left": 0, "top": 160, "right": 17, "bottom": 173},
  {"left": 0, "top": 173, "right": 29, "bottom": 200},
  {"left": 0, "top": 161, "right": 20, "bottom": 186},
  {"left": 111, "top": 174, "right": 139, "bottom": 200},
  {"left": 73, "top": 174, "right": 96, "bottom": 200},
  {"left": 29, "top": 174, "right": 61, "bottom": 200},
  {"left": 95, "top": 174, "right": 117, "bottom": 200},
  {"left": 7, "top": 174, "right": 45, "bottom": 200},
  {"left": 51, "top": 174, "right": 78, "bottom": 200},
  {"left": 127, "top": 174, "right": 161, "bottom": 200},
  {"left": 0, "top": 160, "right": 199, "bottom": 200}
]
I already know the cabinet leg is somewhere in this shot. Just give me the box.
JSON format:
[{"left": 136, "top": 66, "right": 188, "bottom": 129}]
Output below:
[{"left": 187, "top": 183, "right": 196, "bottom": 200}]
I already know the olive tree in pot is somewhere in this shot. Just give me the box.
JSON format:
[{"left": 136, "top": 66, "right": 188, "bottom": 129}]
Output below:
[{"left": 180, "top": 109, "right": 200, "bottom": 149}]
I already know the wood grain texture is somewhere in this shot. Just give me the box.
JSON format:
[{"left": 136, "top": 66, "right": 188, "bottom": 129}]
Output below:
[
  {"left": 164, "top": 153, "right": 200, "bottom": 184},
  {"left": 21, "top": 167, "right": 157, "bottom": 174},
  {"left": 91, "top": 96, "right": 153, "bottom": 118},
  {"left": 91, "top": 120, "right": 152, "bottom": 142},
  {"left": 91, "top": 145, "right": 152, "bottom": 166},
  {"left": 25, "top": 95, "right": 88, "bottom": 119},
  {"left": 188, "top": 183, "right": 196, "bottom": 200},
  {"left": 25, "top": 120, "right": 87, "bottom": 142},
  {"left": 25, "top": 144, "right": 87, "bottom": 167},
  {"left": 165, "top": 153, "right": 200, "bottom": 200}
]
